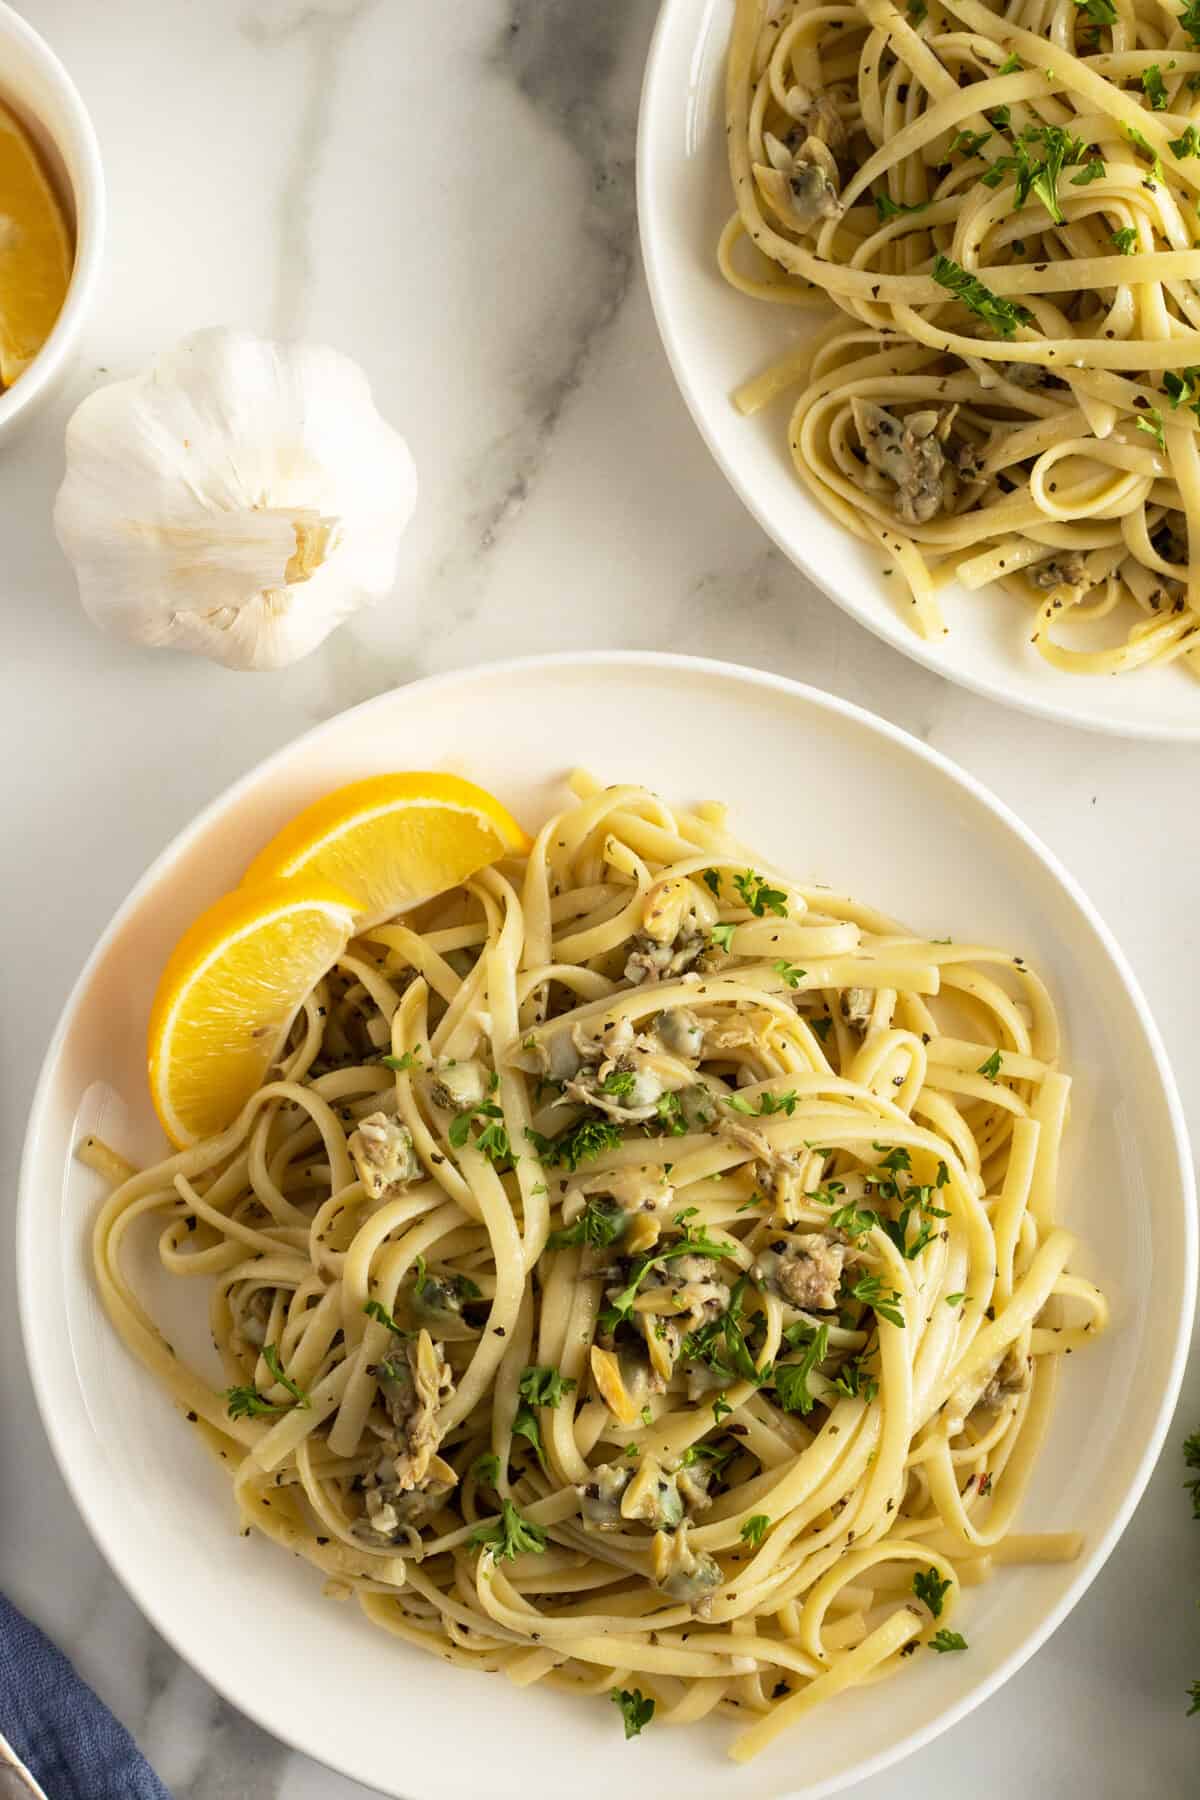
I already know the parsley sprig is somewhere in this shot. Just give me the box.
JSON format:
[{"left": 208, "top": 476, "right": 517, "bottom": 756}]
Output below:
[
  {"left": 546, "top": 1196, "right": 627, "bottom": 1251},
  {"left": 773, "top": 1323, "right": 829, "bottom": 1414},
  {"left": 849, "top": 1272, "right": 906, "bottom": 1329},
  {"left": 469, "top": 1499, "right": 548, "bottom": 1562},
  {"left": 733, "top": 871, "right": 789, "bottom": 917},
  {"left": 913, "top": 1566, "right": 952, "bottom": 1617},
  {"left": 449, "top": 1076, "right": 511, "bottom": 1163},
  {"left": 773, "top": 959, "right": 807, "bottom": 988},
  {"left": 512, "top": 1365, "right": 577, "bottom": 1469},
  {"left": 601, "top": 1214, "right": 731, "bottom": 1332},
  {"left": 932, "top": 255, "right": 1032, "bottom": 338},
  {"left": 525, "top": 1116, "right": 623, "bottom": 1171},
  {"left": 1164, "top": 366, "right": 1200, "bottom": 420},
  {"left": 611, "top": 1687, "right": 655, "bottom": 1738},
  {"left": 723, "top": 1088, "right": 799, "bottom": 1118},
  {"left": 682, "top": 1275, "right": 767, "bottom": 1384},
  {"left": 225, "top": 1343, "right": 311, "bottom": 1420}
]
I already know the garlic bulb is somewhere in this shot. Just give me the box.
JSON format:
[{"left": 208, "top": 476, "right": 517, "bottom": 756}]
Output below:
[{"left": 54, "top": 327, "right": 417, "bottom": 670}]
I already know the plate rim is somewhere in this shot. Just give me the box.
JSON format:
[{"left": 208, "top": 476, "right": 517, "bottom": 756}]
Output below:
[
  {"left": 17, "top": 649, "right": 1198, "bottom": 1798},
  {"left": 635, "top": 0, "right": 1200, "bottom": 743}
]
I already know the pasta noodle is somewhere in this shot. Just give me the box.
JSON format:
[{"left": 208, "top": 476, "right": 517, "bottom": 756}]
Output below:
[
  {"left": 87, "top": 774, "right": 1106, "bottom": 1757},
  {"left": 720, "top": 0, "right": 1200, "bottom": 676}
]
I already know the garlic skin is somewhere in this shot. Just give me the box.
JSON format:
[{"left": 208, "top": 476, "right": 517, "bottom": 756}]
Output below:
[{"left": 53, "top": 327, "right": 417, "bottom": 670}]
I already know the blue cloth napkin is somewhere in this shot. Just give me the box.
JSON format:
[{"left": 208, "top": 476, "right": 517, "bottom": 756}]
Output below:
[{"left": 0, "top": 1593, "right": 172, "bottom": 1800}]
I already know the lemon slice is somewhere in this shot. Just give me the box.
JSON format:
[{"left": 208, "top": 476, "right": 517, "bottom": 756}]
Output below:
[
  {"left": 242, "top": 772, "right": 533, "bottom": 930},
  {"left": 0, "top": 100, "right": 71, "bottom": 386},
  {"left": 148, "top": 878, "right": 360, "bottom": 1147}
]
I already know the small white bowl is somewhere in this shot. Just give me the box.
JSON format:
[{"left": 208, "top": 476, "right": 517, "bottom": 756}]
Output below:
[{"left": 0, "top": 0, "right": 104, "bottom": 440}]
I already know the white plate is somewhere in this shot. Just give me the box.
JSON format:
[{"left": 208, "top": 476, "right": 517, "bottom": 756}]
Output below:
[
  {"left": 18, "top": 653, "right": 1195, "bottom": 1799},
  {"left": 637, "top": 2, "right": 1200, "bottom": 741}
]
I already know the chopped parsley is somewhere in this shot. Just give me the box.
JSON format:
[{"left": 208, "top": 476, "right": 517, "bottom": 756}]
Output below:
[
  {"left": 1123, "top": 122, "right": 1164, "bottom": 183},
  {"left": 224, "top": 1384, "right": 285, "bottom": 1420},
  {"left": 1164, "top": 366, "right": 1200, "bottom": 416},
  {"left": 519, "top": 1365, "right": 576, "bottom": 1410},
  {"left": 546, "top": 1196, "right": 627, "bottom": 1251},
  {"left": 828, "top": 1200, "right": 881, "bottom": 1243},
  {"left": 723, "top": 1088, "right": 798, "bottom": 1117},
  {"left": 449, "top": 1083, "right": 511, "bottom": 1163},
  {"left": 945, "top": 1291, "right": 966, "bottom": 1307},
  {"left": 702, "top": 868, "right": 722, "bottom": 896},
  {"left": 611, "top": 1687, "right": 655, "bottom": 1739},
  {"left": 1170, "top": 124, "right": 1200, "bottom": 158},
  {"left": 1182, "top": 0, "right": 1200, "bottom": 46},
  {"left": 950, "top": 128, "right": 993, "bottom": 159},
  {"left": 678, "top": 1441, "right": 736, "bottom": 1470},
  {"left": 654, "top": 1091, "right": 689, "bottom": 1136},
  {"left": 913, "top": 1567, "right": 953, "bottom": 1617},
  {"left": 1110, "top": 225, "right": 1137, "bottom": 254},
  {"left": 851, "top": 1146, "right": 949, "bottom": 1259},
  {"left": 381, "top": 1050, "right": 421, "bottom": 1072},
  {"left": 733, "top": 870, "right": 788, "bottom": 917},
  {"left": 930, "top": 1629, "right": 968, "bottom": 1652},
  {"left": 682, "top": 1275, "right": 767, "bottom": 1384},
  {"left": 740, "top": 1514, "right": 771, "bottom": 1548},
  {"left": 1138, "top": 407, "right": 1166, "bottom": 452},
  {"left": 601, "top": 1216, "right": 731, "bottom": 1331},
  {"left": 810, "top": 1014, "right": 834, "bottom": 1042},
  {"left": 772, "top": 959, "right": 807, "bottom": 988},
  {"left": 600, "top": 1068, "right": 637, "bottom": 1100},
  {"left": 881, "top": 1200, "right": 947, "bottom": 1260},
  {"left": 470, "top": 1499, "right": 548, "bottom": 1562},
  {"left": 710, "top": 922, "right": 737, "bottom": 953},
  {"left": 998, "top": 51, "right": 1021, "bottom": 73},
  {"left": 1143, "top": 64, "right": 1169, "bottom": 109},
  {"left": 874, "top": 192, "right": 930, "bottom": 222},
  {"left": 849, "top": 1273, "right": 906, "bottom": 1329},
  {"left": 931, "top": 255, "right": 1032, "bottom": 338},
  {"left": 773, "top": 1323, "right": 829, "bottom": 1415},
  {"left": 363, "top": 1297, "right": 406, "bottom": 1335},
  {"left": 981, "top": 125, "right": 1087, "bottom": 224},
  {"left": 1070, "top": 158, "right": 1105, "bottom": 185},
  {"left": 525, "top": 1117, "right": 623, "bottom": 1172},
  {"left": 830, "top": 1355, "right": 880, "bottom": 1402},
  {"left": 471, "top": 1451, "right": 501, "bottom": 1486},
  {"left": 977, "top": 1049, "right": 1004, "bottom": 1081},
  {"left": 713, "top": 1394, "right": 733, "bottom": 1423},
  {"left": 1073, "top": 0, "right": 1117, "bottom": 19},
  {"left": 512, "top": 1365, "right": 576, "bottom": 1470},
  {"left": 225, "top": 1342, "right": 311, "bottom": 1420}
]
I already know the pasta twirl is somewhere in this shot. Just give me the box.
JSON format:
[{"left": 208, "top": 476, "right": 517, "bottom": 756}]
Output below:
[
  {"left": 721, "top": 0, "right": 1200, "bottom": 676},
  {"left": 86, "top": 775, "right": 1105, "bottom": 1758}
]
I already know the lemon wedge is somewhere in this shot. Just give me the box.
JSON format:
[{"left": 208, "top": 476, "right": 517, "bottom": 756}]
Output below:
[
  {"left": 242, "top": 772, "right": 532, "bottom": 929},
  {"left": 0, "top": 100, "right": 71, "bottom": 387},
  {"left": 148, "top": 878, "right": 360, "bottom": 1147}
]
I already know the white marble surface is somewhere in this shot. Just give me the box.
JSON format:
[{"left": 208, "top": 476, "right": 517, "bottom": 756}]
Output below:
[{"left": 2, "top": 1, "right": 1198, "bottom": 1795}]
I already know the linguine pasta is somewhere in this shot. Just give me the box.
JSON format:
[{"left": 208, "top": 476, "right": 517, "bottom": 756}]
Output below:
[
  {"left": 87, "top": 774, "right": 1106, "bottom": 1758},
  {"left": 720, "top": 0, "right": 1200, "bottom": 677}
]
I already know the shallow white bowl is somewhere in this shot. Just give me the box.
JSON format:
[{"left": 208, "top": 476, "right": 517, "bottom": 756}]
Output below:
[
  {"left": 18, "top": 653, "right": 1195, "bottom": 1798},
  {"left": 0, "top": 0, "right": 104, "bottom": 439},
  {"left": 638, "top": 1, "right": 1200, "bottom": 740}
]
